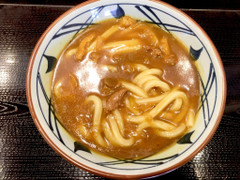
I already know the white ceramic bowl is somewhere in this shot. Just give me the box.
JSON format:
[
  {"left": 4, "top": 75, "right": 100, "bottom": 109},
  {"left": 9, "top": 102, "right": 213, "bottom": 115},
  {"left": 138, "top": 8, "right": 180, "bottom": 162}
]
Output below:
[{"left": 26, "top": 0, "right": 226, "bottom": 179}]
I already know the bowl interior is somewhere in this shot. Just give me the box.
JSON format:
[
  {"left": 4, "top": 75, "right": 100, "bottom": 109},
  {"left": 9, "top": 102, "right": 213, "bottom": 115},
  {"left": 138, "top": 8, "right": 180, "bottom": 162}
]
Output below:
[{"left": 26, "top": 0, "right": 226, "bottom": 178}]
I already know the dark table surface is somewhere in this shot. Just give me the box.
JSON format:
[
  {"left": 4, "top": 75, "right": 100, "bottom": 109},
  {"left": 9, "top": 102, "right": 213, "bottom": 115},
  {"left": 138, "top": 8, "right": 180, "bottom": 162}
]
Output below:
[{"left": 0, "top": 0, "right": 240, "bottom": 179}]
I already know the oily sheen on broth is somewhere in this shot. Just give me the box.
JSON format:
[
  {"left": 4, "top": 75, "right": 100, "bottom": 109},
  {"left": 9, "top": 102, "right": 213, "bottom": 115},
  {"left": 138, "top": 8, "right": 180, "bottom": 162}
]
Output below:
[{"left": 51, "top": 16, "right": 200, "bottom": 159}]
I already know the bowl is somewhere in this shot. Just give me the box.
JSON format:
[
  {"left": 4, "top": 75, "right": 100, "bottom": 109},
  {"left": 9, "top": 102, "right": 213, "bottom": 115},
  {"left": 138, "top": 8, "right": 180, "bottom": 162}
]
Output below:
[{"left": 26, "top": 0, "right": 226, "bottom": 179}]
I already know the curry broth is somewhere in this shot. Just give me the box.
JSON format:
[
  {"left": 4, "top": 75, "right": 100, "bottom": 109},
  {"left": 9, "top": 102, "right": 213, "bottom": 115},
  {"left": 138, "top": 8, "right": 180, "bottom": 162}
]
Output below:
[{"left": 51, "top": 17, "right": 200, "bottom": 159}]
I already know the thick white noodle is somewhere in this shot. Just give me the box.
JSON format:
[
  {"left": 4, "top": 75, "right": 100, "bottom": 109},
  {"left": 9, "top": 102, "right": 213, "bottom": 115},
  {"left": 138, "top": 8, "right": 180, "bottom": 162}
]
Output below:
[
  {"left": 152, "top": 120, "right": 176, "bottom": 130},
  {"left": 121, "top": 81, "right": 148, "bottom": 98},
  {"left": 133, "top": 68, "right": 162, "bottom": 84},
  {"left": 78, "top": 124, "right": 89, "bottom": 138},
  {"left": 113, "top": 109, "right": 124, "bottom": 135},
  {"left": 108, "top": 117, "right": 134, "bottom": 147},
  {"left": 104, "top": 117, "right": 134, "bottom": 147},
  {"left": 111, "top": 45, "right": 141, "bottom": 54},
  {"left": 149, "top": 90, "right": 188, "bottom": 118},
  {"left": 136, "top": 75, "right": 159, "bottom": 87},
  {"left": 155, "top": 123, "right": 186, "bottom": 138},
  {"left": 103, "top": 121, "right": 118, "bottom": 146},
  {"left": 86, "top": 95, "right": 102, "bottom": 127},
  {"left": 86, "top": 95, "right": 106, "bottom": 146},
  {"left": 135, "top": 94, "right": 165, "bottom": 104},
  {"left": 170, "top": 98, "right": 183, "bottom": 111},
  {"left": 137, "top": 120, "right": 175, "bottom": 132},
  {"left": 100, "top": 65, "right": 118, "bottom": 72},
  {"left": 88, "top": 25, "right": 119, "bottom": 51},
  {"left": 186, "top": 109, "right": 195, "bottom": 128},
  {"left": 101, "top": 25, "right": 119, "bottom": 39},
  {"left": 127, "top": 115, "right": 148, "bottom": 124},
  {"left": 133, "top": 64, "right": 149, "bottom": 72},
  {"left": 133, "top": 68, "right": 170, "bottom": 92},
  {"left": 125, "top": 97, "right": 141, "bottom": 115},
  {"left": 143, "top": 79, "right": 170, "bottom": 92},
  {"left": 103, "top": 39, "right": 141, "bottom": 49},
  {"left": 160, "top": 111, "right": 175, "bottom": 120}
]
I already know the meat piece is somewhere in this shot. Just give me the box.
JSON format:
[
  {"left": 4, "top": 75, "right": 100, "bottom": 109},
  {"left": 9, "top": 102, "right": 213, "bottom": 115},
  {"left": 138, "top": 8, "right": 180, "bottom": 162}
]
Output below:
[
  {"left": 89, "top": 52, "right": 100, "bottom": 62},
  {"left": 102, "top": 78, "right": 120, "bottom": 89},
  {"left": 160, "top": 37, "right": 170, "bottom": 55},
  {"left": 105, "top": 88, "right": 128, "bottom": 112},
  {"left": 164, "top": 54, "right": 178, "bottom": 65},
  {"left": 76, "top": 33, "right": 96, "bottom": 61},
  {"left": 144, "top": 45, "right": 163, "bottom": 58},
  {"left": 119, "top": 16, "right": 136, "bottom": 28},
  {"left": 152, "top": 48, "right": 163, "bottom": 58},
  {"left": 99, "top": 78, "right": 121, "bottom": 96}
]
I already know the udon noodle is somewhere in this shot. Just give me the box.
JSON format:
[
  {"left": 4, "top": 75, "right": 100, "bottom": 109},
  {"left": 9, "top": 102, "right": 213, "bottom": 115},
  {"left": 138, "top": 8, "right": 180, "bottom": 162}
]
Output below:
[{"left": 51, "top": 16, "right": 200, "bottom": 159}]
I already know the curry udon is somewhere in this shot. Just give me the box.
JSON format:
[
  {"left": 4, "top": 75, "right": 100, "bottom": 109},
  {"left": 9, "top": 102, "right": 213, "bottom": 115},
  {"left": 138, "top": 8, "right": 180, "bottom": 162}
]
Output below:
[{"left": 51, "top": 16, "right": 200, "bottom": 159}]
